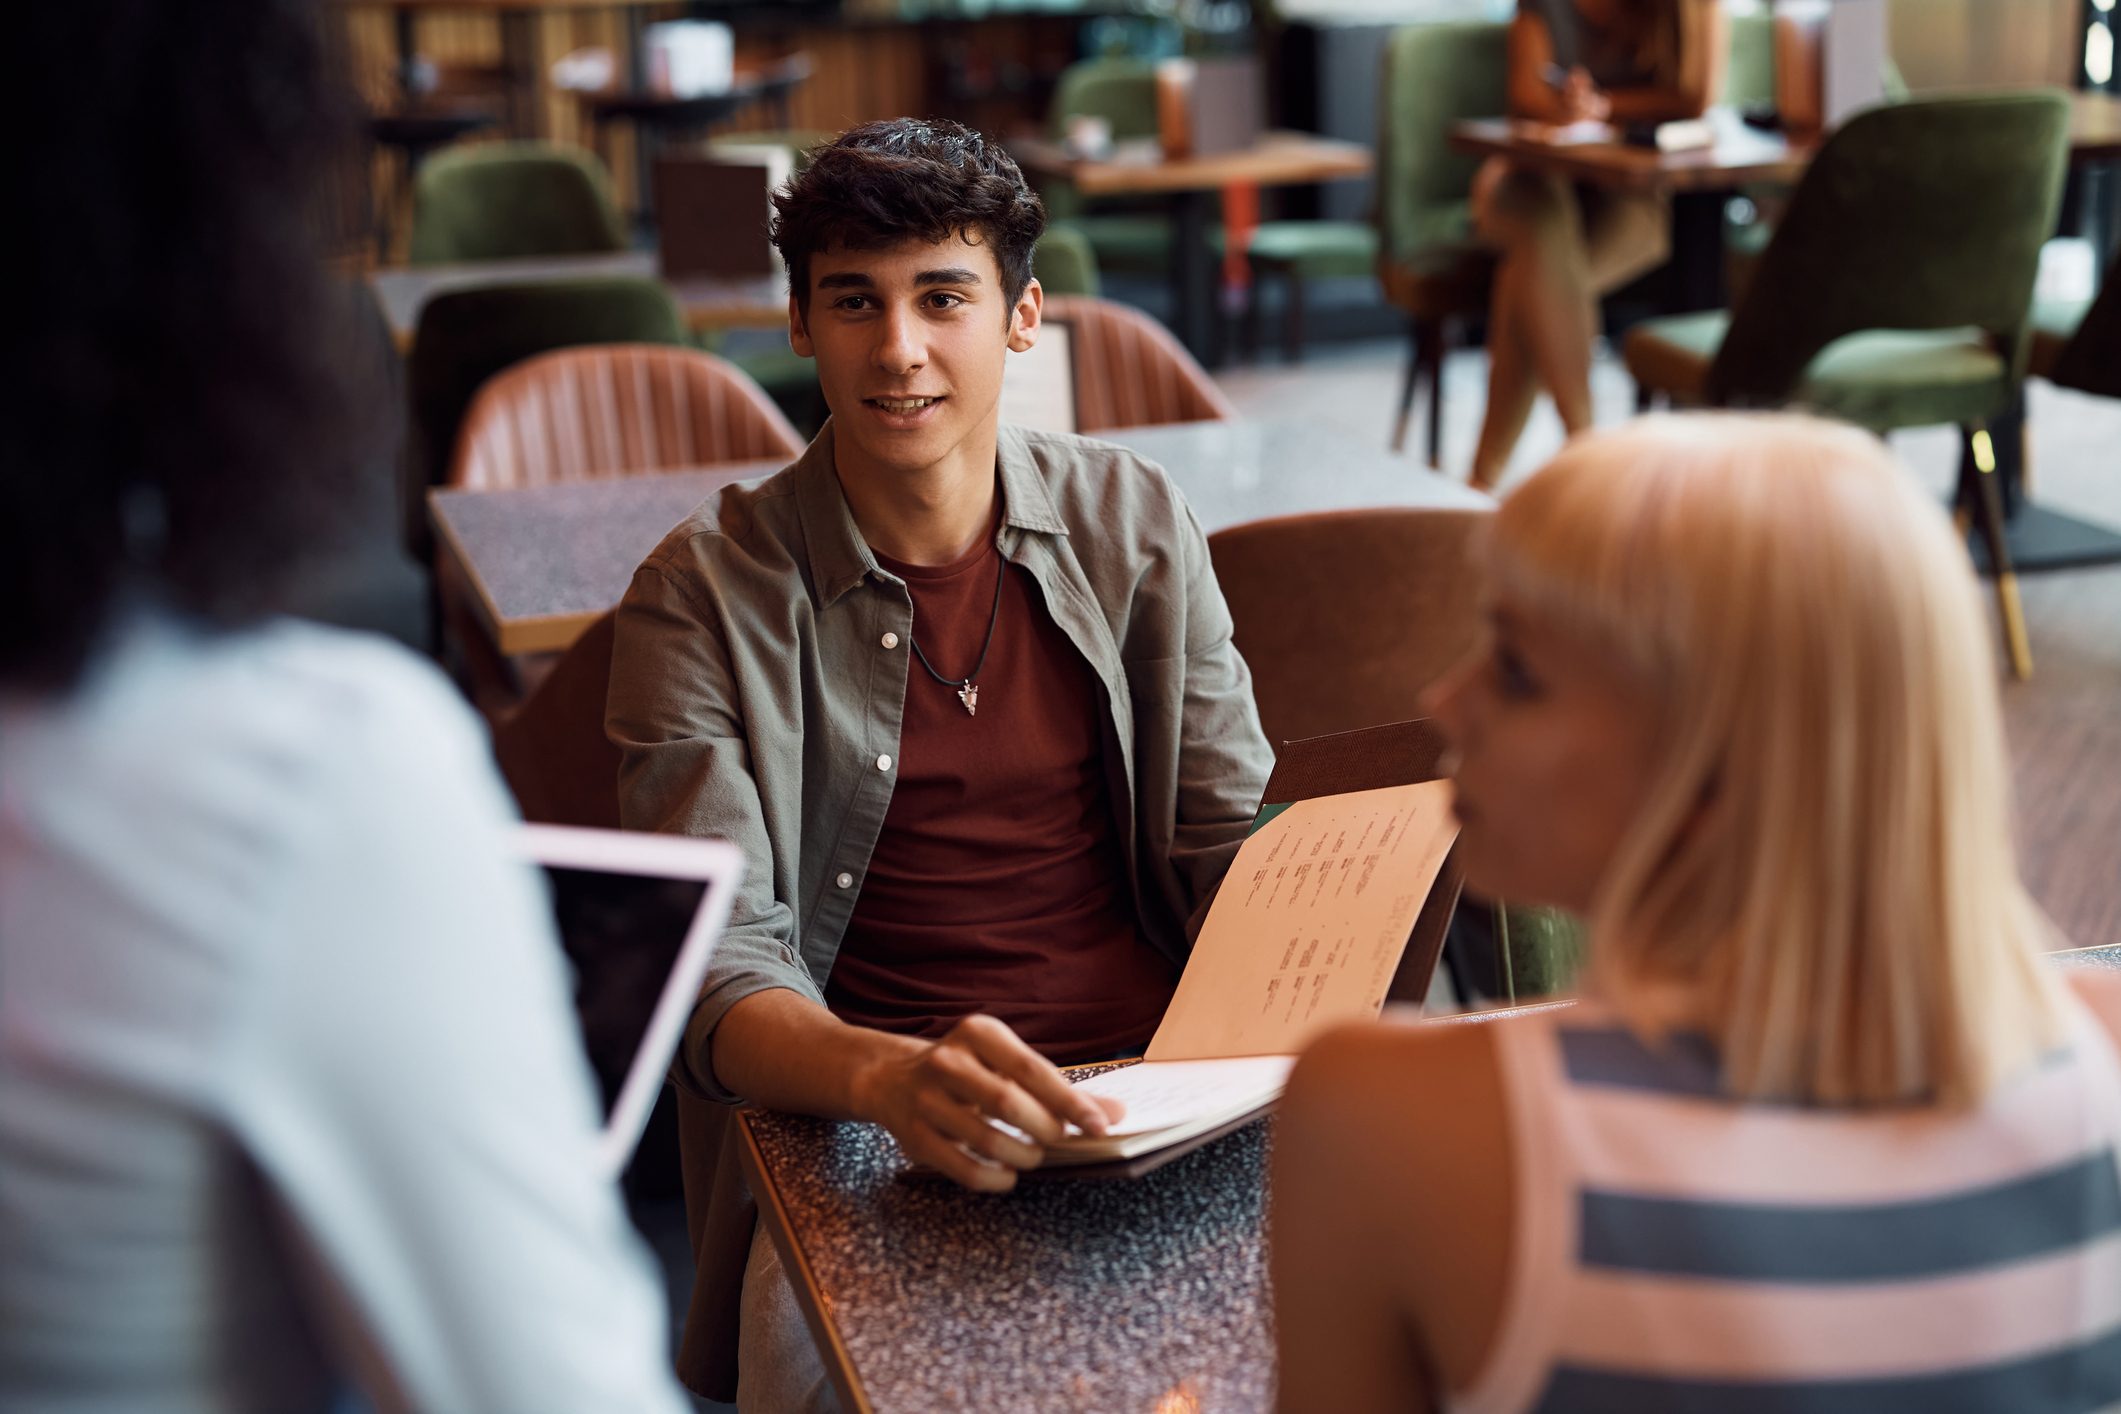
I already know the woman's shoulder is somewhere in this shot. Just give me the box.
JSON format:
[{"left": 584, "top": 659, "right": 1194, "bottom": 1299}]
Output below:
[
  {"left": 2064, "top": 965, "right": 2121, "bottom": 1045},
  {"left": 1280, "top": 1008, "right": 1544, "bottom": 1397},
  {"left": 1283, "top": 1010, "right": 1532, "bottom": 1193},
  {"left": 5, "top": 615, "right": 503, "bottom": 916}
]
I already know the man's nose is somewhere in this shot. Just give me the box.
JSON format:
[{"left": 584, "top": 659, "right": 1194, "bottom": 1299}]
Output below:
[{"left": 873, "top": 305, "right": 926, "bottom": 375}]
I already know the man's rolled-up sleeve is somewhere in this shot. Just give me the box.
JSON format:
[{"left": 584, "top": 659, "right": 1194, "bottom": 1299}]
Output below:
[{"left": 605, "top": 557, "right": 823, "bottom": 1103}]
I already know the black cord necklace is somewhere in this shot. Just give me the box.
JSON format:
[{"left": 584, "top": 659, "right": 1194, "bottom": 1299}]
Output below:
[{"left": 906, "top": 551, "right": 1006, "bottom": 717}]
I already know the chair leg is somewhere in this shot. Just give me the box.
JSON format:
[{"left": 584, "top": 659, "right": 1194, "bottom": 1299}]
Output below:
[
  {"left": 1241, "top": 272, "right": 1265, "bottom": 364},
  {"left": 1282, "top": 273, "right": 1306, "bottom": 363},
  {"left": 1635, "top": 381, "right": 1653, "bottom": 414},
  {"left": 1422, "top": 318, "right": 1448, "bottom": 470},
  {"left": 1391, "top": 317, "right": 1425, "bottom": 453},
  {"left": 1965, "top": 421, "right": 2034, "bottom": 681}
]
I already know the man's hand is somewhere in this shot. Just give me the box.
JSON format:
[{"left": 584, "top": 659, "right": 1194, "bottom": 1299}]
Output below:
[{"left": 849, "top": 1014, "right": 1128, "bottom": 1192}]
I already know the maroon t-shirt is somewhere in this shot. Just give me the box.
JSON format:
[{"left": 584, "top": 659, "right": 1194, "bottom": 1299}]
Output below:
[{"left": 822, "top": 528, "right": 1177, "bottom": 1062}]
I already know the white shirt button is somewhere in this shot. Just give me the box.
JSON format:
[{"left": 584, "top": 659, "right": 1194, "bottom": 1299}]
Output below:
[
  {"left": 835, "top": 872, "right": 854, "bottom": 889},
  {"left": 876, "top": 754, "right": 893, "bottom": 771},
  {"left": 881, "top": 632, "right": 900, "bottom": 649}
]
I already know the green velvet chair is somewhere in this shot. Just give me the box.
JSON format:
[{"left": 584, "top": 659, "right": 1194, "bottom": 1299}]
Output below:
[
  {"left": 1623, "top": 91, "right": 2071, "bottom": 680},
  {"left": 1042, "top": 58, "right": 1182, "bottom": 277},
  {"left": 406, "top": 276, "right": 689, "bottom": 539},
  {"left": 1033, "top": 223, "right": 1103, "bottom": 297},
  {"left": 408, "top": 142, "right": 628, "bottom": 265},
  {"left": 1375, "top": 20, "right": 1509, "bottom": 467},
  {"left": 1718, "top": 16, "right": 1912, "bottom": 307}
]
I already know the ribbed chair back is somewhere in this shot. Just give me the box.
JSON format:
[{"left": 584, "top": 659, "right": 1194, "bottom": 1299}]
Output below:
[
  {"left": 1044, "top": 294, "right": 1235, "bottom": 434},
  {"left": 1208, "top": 506, "right": 1490, "bottom": 748},
  {"left": 449, "top": 344, "right": 804, "bottom": 489}
]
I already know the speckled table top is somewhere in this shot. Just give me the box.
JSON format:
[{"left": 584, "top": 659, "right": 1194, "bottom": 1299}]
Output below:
[
  {"left": 743, "top": 1061, "right": 1276, "bottom": 1414},
  {"left": 2056, "top": 942, "right": 2121, "bottom": 971},
  {"left": 428, "top": 465, "right": 774, "bottom": 654}
]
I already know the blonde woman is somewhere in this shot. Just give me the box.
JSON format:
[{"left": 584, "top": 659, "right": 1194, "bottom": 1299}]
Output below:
[
  {"left": 1272, "top": 414, "right": 2121, "bottom": 1412},
  {"left": 1469, "top": 0, "right": 1727, "bottom": 490}
]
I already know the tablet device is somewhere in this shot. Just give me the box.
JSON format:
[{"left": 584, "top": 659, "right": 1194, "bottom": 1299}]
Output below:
[{"left": 515, "top": 824, "right": 744, "bottom": 1178}]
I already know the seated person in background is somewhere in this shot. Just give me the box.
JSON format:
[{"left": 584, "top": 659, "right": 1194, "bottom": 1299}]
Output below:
[
  {"left": 605, "top": 118, "right": 1275, "bottom": 1409},
  {"left": 1274, "top": 413, "right": 2121, "bottom": 1412},
  {"left": 0, "top": 4, "right": 687, "bottom": 1411},
  {"left": 1468, "top": 0, "right": 1727, "bottom": 491}
]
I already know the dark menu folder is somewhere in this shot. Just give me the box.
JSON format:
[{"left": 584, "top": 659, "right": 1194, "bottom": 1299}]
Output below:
[{"left": 654, "top": 153, "right": 783, "bottom": 280}]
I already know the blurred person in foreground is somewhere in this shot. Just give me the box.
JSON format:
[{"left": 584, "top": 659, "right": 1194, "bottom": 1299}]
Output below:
[
  {"left": 1468, "top": 0, "right": 1726, "bottom": 491},
  {"left": 0, "top": 4, "right": 687, "bottom": 1410},
  {"left": 1273, "top": 414, "right": 2121, "bottom": 1412}
]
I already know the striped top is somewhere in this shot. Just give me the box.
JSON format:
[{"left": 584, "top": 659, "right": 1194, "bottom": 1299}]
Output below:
[{"left": 1456, "top": 996, "right": 2121, "bottom": 1414}]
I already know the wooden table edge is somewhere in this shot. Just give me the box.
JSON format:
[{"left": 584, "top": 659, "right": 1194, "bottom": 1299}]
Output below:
[
  {"left": 1012, "top": 132, "right": 1373, "bottom": 196},
  {"left": 494, "top": 609, "right": 602, "bottom": 657},
  {"left": 1444, "top": 124, "right": 1804, "bottom": 194},
  {"left": 738, "top": 1112, "right": 879, "bottom": 1414},
  {"left": 428, "top": 488, "right": 610, "bottom": 656}
]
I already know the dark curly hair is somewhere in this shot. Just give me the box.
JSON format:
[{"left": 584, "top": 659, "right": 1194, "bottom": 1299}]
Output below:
[
  {"left": 0, "top": 0, "right": 391, "bottom": 691},
  {"left": 771, "top": 118, "right": 1046, "bottom": 318}
]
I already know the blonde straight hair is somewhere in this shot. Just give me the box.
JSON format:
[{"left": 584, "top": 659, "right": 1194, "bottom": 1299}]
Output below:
[{"left": 1489, "top": 413, "right": 2067, "bottom": 1107}]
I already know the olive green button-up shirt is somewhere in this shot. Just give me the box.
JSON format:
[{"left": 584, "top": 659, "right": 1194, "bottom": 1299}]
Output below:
[{"left": 606, "top": 420, "right": 1274, "bottom": 1103}]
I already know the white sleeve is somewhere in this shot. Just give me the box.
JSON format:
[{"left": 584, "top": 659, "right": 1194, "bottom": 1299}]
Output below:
[{"left": 216, "top": 657, "right": 689, "bottom": 1414}]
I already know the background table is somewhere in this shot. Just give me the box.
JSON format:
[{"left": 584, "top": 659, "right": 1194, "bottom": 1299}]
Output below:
[
  {"left": 1450, "top": 94, "right": 2121, "bottom": 310},
  {"left": 427, "top": 419, "right": 1489, "bottom": 656},
  {"left": 369, "top": 251, "right": 788, "bottom": 351},
  {"left": 745, "top": 940, "right": 2121, "bottom": 1413},
  {"left": 1009, "top": 133, "right": 1373, "bottom": 366},
  {"left": 1452, "top": 94, "right": 2121, "bottom": 570},
  {"left": 429, "top": 463, "right": 773, "bottom": 655}
]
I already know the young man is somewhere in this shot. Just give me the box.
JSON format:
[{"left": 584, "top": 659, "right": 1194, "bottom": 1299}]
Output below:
[{"left": 606, "top": 118, "right": 1274, "bottom": 1407}]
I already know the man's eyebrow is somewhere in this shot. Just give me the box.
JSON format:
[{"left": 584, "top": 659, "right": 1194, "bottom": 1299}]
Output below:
[
  {"left": 914, "top": 267, "right": 983, "bottom": 287},
  {"left": 815, "top": 272, "right": 876, "bottom": 290}
]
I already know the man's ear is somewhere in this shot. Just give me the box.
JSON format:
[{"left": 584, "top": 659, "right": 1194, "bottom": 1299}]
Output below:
[
  {"left": 1006, "top": 277, "right": 1043, "bottom": 354},
  {"left": 787, "top": 293, "right": 814, "bottom": 358}
]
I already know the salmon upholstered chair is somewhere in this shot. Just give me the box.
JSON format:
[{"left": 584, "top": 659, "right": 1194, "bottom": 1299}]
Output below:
[
  {"left": 1209, "top": 503, "right": 1580, "bottom": 1002},
  {"left": 492, "top": 610, "right": 623, "bottom": 830},
  {"left": 1042, "top": 294, "right": 1237, "bottom": 435},
  {"left": 447, "top": 343, "right": 805, "bottom": 489},
  {"left": 1207, "top": 505, "right": 1489, "bottom": 749}
]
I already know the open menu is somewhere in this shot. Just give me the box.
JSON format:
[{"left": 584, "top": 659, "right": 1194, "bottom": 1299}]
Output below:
[{"left": 1033, "top": 779, "right": 1457, "bottom": 1169}]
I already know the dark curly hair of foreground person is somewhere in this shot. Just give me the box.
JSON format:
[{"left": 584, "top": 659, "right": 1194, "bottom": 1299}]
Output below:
[{"left": 1, "top": 0, "right": 391, "bottom": 689}]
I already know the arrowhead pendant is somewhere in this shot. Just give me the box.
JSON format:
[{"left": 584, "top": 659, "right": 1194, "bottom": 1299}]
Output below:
[{"left": 958, "top": 681, "right": 979, "bottom": 717}]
